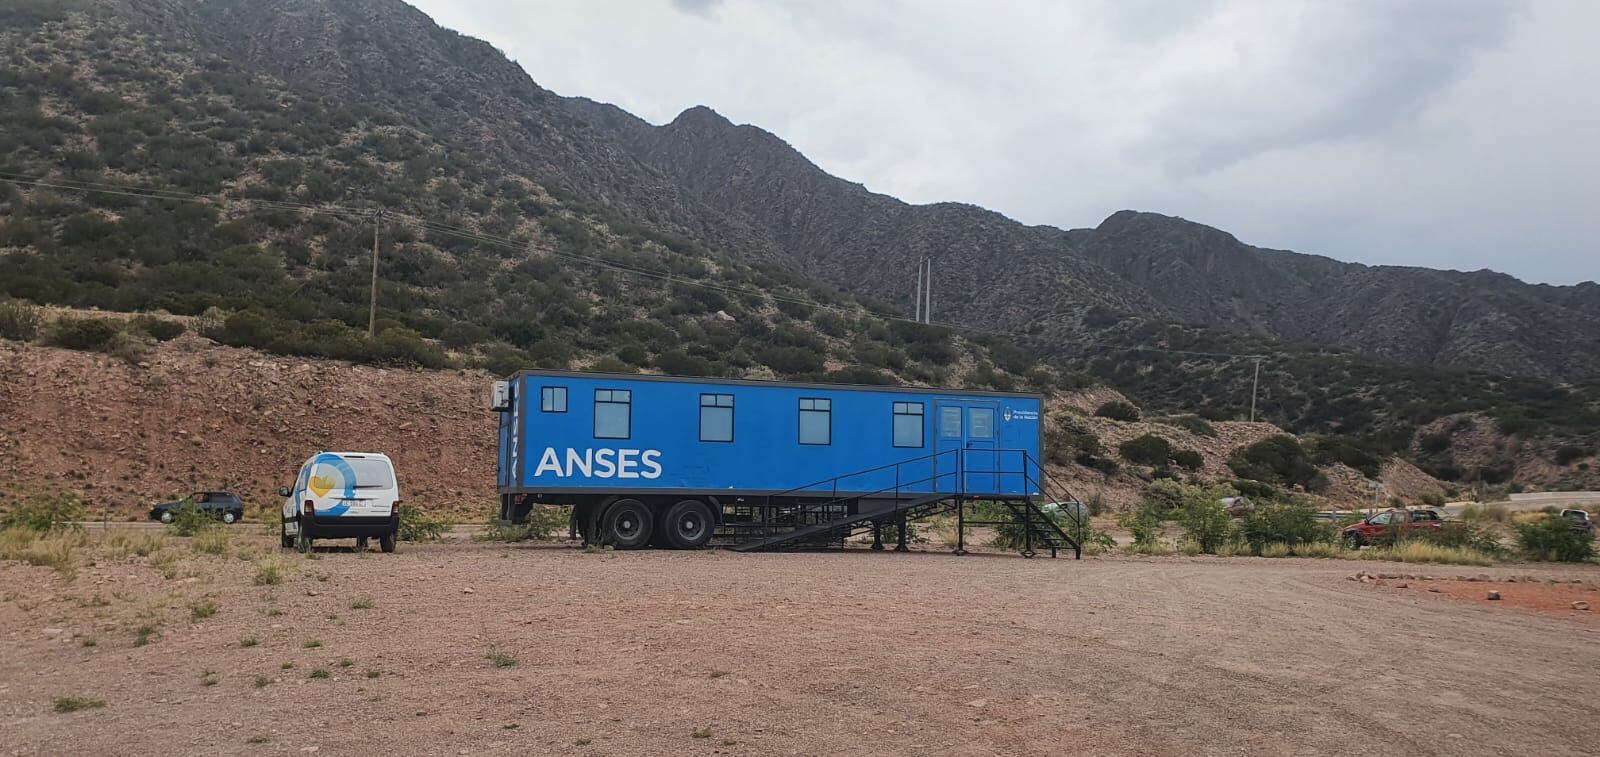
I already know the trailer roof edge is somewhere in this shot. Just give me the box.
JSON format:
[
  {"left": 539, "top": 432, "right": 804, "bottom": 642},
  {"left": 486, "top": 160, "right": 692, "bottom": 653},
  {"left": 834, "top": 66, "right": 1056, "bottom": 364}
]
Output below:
[{"left": 505, "top": 368, "right": 1045, "bottom": 401}]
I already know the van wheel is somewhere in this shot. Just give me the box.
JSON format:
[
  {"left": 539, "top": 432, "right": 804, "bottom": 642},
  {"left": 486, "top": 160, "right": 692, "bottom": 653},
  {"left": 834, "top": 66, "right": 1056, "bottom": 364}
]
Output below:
[
  {"left": 280, "top": 522, "right": 293, "bottom": 549},
  {"left": 356, "top": 536, "right": 370, "bottom": 552},
  {"left": 222, "top": 511, "right": 237, "bottom": 524},
  {"left": 663, "top": 499, "right": 714, "bottom": 549},
  {"left": 296, "top": 525, "right": 312, "bottom": 554},
  {"left": 602, "top": 499, "right": 652, "bottom": 549},
  {"left": 380, "top": 531, "right": 396, "bottom": 553}
]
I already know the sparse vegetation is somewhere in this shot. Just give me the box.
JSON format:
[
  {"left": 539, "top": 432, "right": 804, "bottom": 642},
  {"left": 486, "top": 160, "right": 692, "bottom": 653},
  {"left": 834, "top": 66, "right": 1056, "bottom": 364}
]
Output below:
[
  {"left": 252, "top": 559, "right": 283, "bottom": 585},
  {"left": 2, "top": 490, "right": 85, "bottom": 532},
  {"left": 349, "top": 598, "right": 375, "bottom": 610},
  {"left": 691, "top": 727, "right": 713, "bottom": 739},
  {"left": 487, "top": 650, "right": 517, "bottom": 668},
  {"left": 308, "top": 668, "right": 330, "bottom": 679},
  {"left": 303, "top": 640, "right": 322, "bottom": 648},
  {"left": 189, "top": 599, "right": 218, "bottom": 621},
  {"left": 479, "top": 506, "right": 567, "bottom": 542},
  {"left": 1359, "top": 542, "right": 1495, "bottom": 566},
  {"left": 398, "top": 507, "right": 450, "bottom": 542}
]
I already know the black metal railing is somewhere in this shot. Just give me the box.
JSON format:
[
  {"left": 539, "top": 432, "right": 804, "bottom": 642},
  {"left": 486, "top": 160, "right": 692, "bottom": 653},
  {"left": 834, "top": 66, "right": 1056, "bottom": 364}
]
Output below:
[{"left": 731, "top": 447, "right": 1090, "bottom": 557}]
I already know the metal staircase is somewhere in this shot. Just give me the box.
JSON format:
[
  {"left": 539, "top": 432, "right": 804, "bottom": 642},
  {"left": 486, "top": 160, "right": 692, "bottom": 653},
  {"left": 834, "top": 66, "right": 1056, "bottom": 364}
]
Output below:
[{"left": 725, "top": 448, "right": 1087, "bottom": 558}]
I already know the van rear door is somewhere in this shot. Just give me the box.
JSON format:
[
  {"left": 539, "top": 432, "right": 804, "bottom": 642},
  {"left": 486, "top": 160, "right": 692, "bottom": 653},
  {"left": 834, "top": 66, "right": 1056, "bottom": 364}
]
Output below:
[{"left": 306, "top": 454, "right": 397, "bottom": 517}]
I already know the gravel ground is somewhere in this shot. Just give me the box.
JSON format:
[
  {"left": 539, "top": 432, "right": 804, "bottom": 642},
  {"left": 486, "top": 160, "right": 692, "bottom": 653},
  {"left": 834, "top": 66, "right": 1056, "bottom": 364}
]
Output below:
[{"left": 4, "top": 536, "right": 1600, "bottom": 756}]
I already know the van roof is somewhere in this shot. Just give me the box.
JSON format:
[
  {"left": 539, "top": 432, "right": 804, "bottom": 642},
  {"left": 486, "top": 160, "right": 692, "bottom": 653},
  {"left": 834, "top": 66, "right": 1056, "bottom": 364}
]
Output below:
[{"left": 314, "top": 452, "right": 393, "bottom": 461}]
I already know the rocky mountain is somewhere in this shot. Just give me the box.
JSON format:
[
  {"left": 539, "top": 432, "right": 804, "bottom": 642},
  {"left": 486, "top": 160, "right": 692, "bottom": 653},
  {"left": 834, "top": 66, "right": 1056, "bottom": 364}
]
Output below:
[{"left": 574, "top": 104, "right": 1600, "bottom": 383}]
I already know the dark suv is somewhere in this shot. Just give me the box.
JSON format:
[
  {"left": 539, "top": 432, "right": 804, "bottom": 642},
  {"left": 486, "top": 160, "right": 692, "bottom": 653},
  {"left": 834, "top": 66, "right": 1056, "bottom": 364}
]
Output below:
[{"left": 149, "top": 491, "right": 246, "bottom": 525}]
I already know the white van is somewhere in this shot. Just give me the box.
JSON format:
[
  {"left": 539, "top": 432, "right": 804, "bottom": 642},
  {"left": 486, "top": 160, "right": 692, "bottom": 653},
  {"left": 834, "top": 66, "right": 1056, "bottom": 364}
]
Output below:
[{"left": 278, "top": 452, "right": 401, "bottom": 553}]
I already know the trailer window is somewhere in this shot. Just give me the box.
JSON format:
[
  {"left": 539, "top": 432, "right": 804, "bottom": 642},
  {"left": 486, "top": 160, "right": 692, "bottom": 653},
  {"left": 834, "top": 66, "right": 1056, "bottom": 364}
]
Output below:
[
  {"left": 969, "top": 407, "right": 995, "bottom": 439},
  {"left": 541, "top": 386, "right": 567, "bottom": 413},
  {"left": 700, "top": 393, "right": 734, "bottom": 442},
  {"left": 893, "top": 402, "right": 924, "bottom": 447},
  {"left": 939, "top": 406, "right": 962, "bottom": 438},
  {"left": 799, "top": 398, "right": 831, "bottom": 445},
  {"left": 594, "top": 389, "right": 631, "bottom": 439}
]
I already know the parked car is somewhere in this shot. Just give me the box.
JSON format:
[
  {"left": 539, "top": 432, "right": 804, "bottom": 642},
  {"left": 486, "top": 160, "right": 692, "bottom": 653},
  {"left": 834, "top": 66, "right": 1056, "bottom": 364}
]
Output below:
[
  {"left": 279, "top": 452, "right": 401, "bottom": 553},
  {"left": 1561, "top": 509, "right": 1594, "bottom": 534},
  {"left": 1341, "top": 508, "right": 1448, "bottom": 548},
  {"left": 149, "top": 491, "right": 245, "bottom": 525}
]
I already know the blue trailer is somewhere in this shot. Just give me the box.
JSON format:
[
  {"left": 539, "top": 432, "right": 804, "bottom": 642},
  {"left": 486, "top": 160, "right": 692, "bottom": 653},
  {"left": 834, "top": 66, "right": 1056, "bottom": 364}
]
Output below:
[{"left": 493, "top": 370, "right": 1081, "bottom": 556}]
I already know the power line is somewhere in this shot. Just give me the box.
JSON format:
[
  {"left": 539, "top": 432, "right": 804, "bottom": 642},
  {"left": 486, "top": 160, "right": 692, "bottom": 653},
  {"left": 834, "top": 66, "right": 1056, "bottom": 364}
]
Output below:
[{"left": 0, "top": 172, "right": 1270, "bottom": 364}]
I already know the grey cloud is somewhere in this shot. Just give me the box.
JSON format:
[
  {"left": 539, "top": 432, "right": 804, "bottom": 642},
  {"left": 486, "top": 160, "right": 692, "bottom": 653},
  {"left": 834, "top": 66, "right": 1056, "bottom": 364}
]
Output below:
[
  {"left": 670, "top": 0, "right": 721, "bottom": 17},
  {"left": 1145, "top": 0, "right": 1528, "bottom": 176}
]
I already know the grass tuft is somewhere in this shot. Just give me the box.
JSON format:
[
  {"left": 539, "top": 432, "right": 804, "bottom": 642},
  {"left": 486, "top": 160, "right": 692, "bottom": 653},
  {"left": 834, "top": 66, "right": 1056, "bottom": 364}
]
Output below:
[
  {"left": 252, "top": 560, "right": 283, "bottom": 586},
  {"left": 349, "top": 598, "right": 375, "bottom": 610},
  {"left": 189, "top": 527, "right": 230, "bottom": 556},
  {"left": 53, "top": 696, "right": 105, "bottom": 713},
  {"left": 254, "top": 675, "right": 269, "bottom": 688},
  {"left": 0, "top": 527, "right": 85, "bottom": 578},
  {"left": 487, "top": 650, "right": 517, "bottom": 668},
  {"left": 189, "top": 600, "right": 218, "bottom": 621},
  {"left": 240, "top": 636, "right": 259, "bottom": 647},
  {"left": 308, "top": 668, "right": 330, "bottom": 680},
  {"left": 691, "top": 727, "right": 712, "bottom": 739},
  {"left": 302, "top": 640, "right": 322, "bottom": 649}
]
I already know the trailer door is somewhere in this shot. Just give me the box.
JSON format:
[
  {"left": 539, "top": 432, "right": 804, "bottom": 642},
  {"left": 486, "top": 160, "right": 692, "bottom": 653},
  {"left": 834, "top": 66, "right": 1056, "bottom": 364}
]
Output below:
[{"left": 934, "top": 400, "right": 1000, "bottom": 494}]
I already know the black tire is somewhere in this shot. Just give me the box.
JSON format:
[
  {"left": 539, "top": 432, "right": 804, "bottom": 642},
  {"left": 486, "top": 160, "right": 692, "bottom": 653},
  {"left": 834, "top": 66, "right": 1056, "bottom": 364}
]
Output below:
[
  {"left": 662, "top": 499, "right": 714, "bottom": 549},
  {"left": 1343, "top": 532, "right": 1363, "bottom": 550},
  {"left": 280, "top": 521, "right": 293, "bottom": 549},
  {"left": 356, "top": 536, "right": 370, "bottom": 552},
  {"left": 379, "top": 530, "right": 396, "bottom": 553},
  {"left": 296, "top": 521, "right": 312, "bottom": 554},
  {"left": 601, "top": 499, "right": 653, "bottom": 549}
]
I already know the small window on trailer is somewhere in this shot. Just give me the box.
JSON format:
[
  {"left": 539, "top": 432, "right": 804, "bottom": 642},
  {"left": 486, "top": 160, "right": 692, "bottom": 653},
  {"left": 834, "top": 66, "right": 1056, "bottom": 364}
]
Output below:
[
  {"left": 700, "top": 393, "right": 734, "bottom": 442},
  {"left": 892, "top": 402, "right": 924, "bottom": 447},
  {"left": 799, "top": 398, "right": 831, "bottom": 445},
  {"left": 594, "top": 389, "right": 631, "bottom": 439}
]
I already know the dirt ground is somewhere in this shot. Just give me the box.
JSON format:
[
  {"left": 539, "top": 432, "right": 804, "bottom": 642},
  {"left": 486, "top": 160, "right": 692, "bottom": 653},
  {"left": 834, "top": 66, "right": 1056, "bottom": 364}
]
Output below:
[{"left": 5, "top": 534, "right": 1600, "bottom": 756}]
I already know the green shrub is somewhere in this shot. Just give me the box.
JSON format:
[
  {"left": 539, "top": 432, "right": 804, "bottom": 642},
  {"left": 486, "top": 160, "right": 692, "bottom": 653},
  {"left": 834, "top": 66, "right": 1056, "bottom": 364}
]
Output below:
[
  {"left": 132, "top": 315, "right": 185, "bottom": 342},
  {"left": 166, "top": 501, "right": 215, "bottom": 537},
  {"left": 1238, "top": 503, "right": 1330, "bottom": 552},
  {"left": 2, "top": 491, "right": 85, "bottom": 532},
  {"left": 398, "top": 506, "right": 450, "bottom": 542},
  {"left": 479, "top": 507, "right": 566, "bottom": 543},
  {"left": 1118, "top": 434, "right": 1171, "bottom": 466},
  {"left": 50, "top": 317, "right": 121, "bottom": 351},
  {"left": 1094, "top": 401, "right": 1140, "bottom": 422},
  {"left": 1118, "top": 511, "right": 1160, "bottom": 547},
  {"left": 0, "top": 300, "right": 43, "bottom": 341},
  {"left": 1176, "top": 490, "right": 1233, "bottom": 554},
  {"left": 1515, "top": 516, "right": 1594, "bottom": 562},
  {"left": 1171, "top": 449, "right": 1204, "bottom": 470},
  {"left": 1170, "top": 415, "right": 1217, "bottom": 437},
  {"left": 1228, "top": 436, "right": 1328, "bottom": 491}
]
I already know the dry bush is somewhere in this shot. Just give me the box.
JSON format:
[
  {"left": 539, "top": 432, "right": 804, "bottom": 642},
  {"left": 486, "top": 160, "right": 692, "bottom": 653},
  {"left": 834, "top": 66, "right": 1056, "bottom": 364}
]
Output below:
[
  {"left": 1359, "top": 541, "right": 1494, "bottom": 566},
  {"left": 189, "top": 527, "right": 230, "bottom": 556},
  {"left": 1460, "top": 503, "right": 1512, "bottom": 523},
  {"left": 0, "top": 527, "right": 86, "bottom": 578},
  {"left": 101, "top": 531, "right": 165, "bottom": 559}
]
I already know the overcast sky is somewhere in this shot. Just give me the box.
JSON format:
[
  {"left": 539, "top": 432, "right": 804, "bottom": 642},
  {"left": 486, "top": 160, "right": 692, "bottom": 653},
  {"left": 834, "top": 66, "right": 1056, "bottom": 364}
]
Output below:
[{"left": 411, "top": 0, "right": 1598, "bottom": 285}]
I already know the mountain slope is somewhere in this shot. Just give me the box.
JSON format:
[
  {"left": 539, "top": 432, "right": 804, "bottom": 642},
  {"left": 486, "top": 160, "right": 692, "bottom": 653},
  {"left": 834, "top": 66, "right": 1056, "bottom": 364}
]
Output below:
[{"left": 573, "top": 102, "right": 1600, "bottom": 382}]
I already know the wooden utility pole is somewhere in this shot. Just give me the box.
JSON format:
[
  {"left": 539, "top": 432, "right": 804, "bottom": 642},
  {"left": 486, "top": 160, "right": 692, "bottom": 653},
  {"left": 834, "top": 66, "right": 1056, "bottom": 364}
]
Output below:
[
  {"left": 1249, "top": 357, "right": 1261, "bottom": 422},
  {"left": 367, "top": 210, "right": 384, "bottom": 339}
]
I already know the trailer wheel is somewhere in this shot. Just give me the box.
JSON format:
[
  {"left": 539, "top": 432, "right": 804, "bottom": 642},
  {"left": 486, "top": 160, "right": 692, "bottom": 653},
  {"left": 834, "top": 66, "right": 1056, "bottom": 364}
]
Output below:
[
  {"left": 663, "top": 499, "right": 714, "bottom": 549},
  {"left": 601, "top": 499, "right": 653, "bottom": 549}
]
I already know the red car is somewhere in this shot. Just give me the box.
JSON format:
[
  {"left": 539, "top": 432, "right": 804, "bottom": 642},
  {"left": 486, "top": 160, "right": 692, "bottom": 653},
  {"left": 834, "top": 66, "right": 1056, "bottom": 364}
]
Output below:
[{"left": 1341, "top": 508, "right": 1447, "bottom": 548}]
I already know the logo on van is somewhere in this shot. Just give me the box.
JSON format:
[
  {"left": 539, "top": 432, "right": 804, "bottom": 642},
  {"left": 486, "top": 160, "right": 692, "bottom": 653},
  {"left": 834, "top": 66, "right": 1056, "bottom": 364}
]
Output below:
[
  {"left": 304, "top": 453, "right": 357, "bottom": 499},
  {"left": 533, "top": 448, "right": 663, "bottom": 480},
  {"left": 1003, "top": 407, "right": 1038, "bottom": 422}
]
